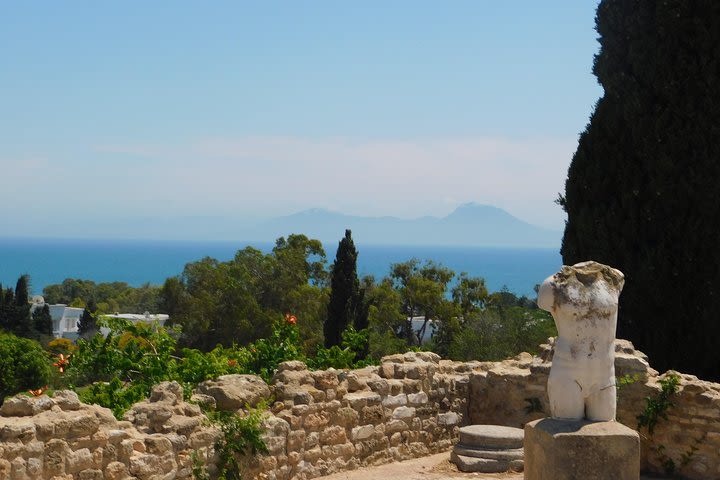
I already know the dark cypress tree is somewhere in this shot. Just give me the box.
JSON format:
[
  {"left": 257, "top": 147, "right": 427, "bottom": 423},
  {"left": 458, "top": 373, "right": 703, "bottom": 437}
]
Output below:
[
  {"left": 9, "top": 275, "right": 32, "bottom": 336},
  {"left": 324, "top": 230, "right": 368, "bottom": 348},
  {"left": 77, "top": 306, "right": 98, "bottom": 337},
  {"left": 14, "top": 275, "right": 30, "bottom": 307},
  {"left": 559, "top": 1, "right": 720, "bottom": 380},
  {"left": 32, "top": 304, "right": 53, "bottom": 337}
]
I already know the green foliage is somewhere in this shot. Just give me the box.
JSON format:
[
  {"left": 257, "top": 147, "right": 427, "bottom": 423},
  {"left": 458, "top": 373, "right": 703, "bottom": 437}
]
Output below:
[
  {"left": 47, "top": 337, "right": 77, "bottom": 355},
  {"left": 245, "top": 316, "right": 303, "bottom": 382},
  {"left": 637, "top": 374, "right": 680, "bottom": 435},
  {"left": 174, "top": 346, "right": 252, "bottom": 387},
  {"left": 42, "top": 279, "right": 161, "bottom": 315},
  {"left": 390, "top": 259, "right": 456, "bottom": 346},
  {"left": 448, "top": 307, "right": 556, "bottom": 361},
  {"left": 161, "top": 234, "right": 327, "bottom": 350},
  {"left": 68, "top": 317, "right": 179, "bottom": 418},
  {"left": 32, "top": 304, "right": 53, "bottom": 337},
  {"left": 325, "top": 230, "right": 368, "bottom": 351},
  {"left": 193, "top": 406, "right": 269, "bottom": 480},
  {"left": 559, "top": 0, "right": 720, "bottom": 381},
  {"left": 77, "top": 307, "right": 98, "bottom": 337},
  {"left": 308, "top": 327, "right": 372, "bottom": 370},
  {"left": 0, "top": 332, "right": 52, "bottom": 403}
]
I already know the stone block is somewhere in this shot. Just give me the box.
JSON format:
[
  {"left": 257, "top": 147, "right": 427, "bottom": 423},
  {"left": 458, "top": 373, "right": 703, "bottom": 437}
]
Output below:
[{"left": 524, "top": 419, "right": 640, "bottom": 480}]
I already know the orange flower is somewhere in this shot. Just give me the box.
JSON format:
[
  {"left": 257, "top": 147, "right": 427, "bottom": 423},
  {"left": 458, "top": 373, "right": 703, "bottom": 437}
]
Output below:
[
  {"left": 285, "top": 313, "right": 297, "bottom": 325},
  {"left": 227, "top": 359, "right": 237, "bottom": 367},
  {"left": 53, "top": 353, "right": 71, "bottom": 374},
  {"left": 28, "top": 386, "right": 48, "bottom": 397}
]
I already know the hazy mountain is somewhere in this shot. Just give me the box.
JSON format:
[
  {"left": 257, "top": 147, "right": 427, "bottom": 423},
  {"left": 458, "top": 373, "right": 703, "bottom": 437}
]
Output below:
[
  {"left": 5, "top": 204, "right": 560, "bottom": 246},
  {"left": 245, "top": 203, "right": 560, "bottom": 247}
]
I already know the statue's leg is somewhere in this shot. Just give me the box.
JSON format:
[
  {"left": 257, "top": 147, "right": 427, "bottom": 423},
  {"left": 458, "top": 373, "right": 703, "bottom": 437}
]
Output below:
[
  {"left": 585, "top": 384, "right": 616, "bottom": 421},
  {"left": 548, "top": 372, "right": 584, "bottom": 420}
]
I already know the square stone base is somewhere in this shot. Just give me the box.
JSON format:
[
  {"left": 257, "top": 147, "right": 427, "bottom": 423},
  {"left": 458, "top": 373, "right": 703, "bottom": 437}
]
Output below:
[{"left": 524, "top": 418, "right": 640, "bottom": 480}]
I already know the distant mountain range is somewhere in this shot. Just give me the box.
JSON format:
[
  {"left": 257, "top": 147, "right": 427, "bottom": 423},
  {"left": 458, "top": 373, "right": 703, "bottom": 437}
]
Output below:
[
  {"left": 245, "top": 203, "right": 560, "bottom": 247},
  {"left": 6, "top": 203, "right": 561, "bottom": 247}
]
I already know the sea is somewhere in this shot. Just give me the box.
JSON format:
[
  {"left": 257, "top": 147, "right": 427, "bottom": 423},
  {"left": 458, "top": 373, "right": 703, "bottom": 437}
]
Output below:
[{"left": 0, "top": 238, "right": 562, "bottom": 297}]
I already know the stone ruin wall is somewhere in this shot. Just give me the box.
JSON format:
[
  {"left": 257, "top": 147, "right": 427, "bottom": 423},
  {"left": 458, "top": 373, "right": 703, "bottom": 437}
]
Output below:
[{"left": 1, "top": 341, "right": 719, "bottom": 480}]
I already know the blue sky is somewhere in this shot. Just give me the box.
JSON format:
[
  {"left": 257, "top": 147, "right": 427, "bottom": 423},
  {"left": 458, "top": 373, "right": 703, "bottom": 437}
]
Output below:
[{"left": 0, "top": 1, "right": 602, "bottom": 237}]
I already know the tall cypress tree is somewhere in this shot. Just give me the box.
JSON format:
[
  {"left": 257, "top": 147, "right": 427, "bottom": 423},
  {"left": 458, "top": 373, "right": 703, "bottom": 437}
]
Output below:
[
  {"left": 559, "top": 1, "right": 720, "bottom": 380},
  {"left": 10, "top": 275, "right": 32, "bottom": 336},
  {"left": 324, "top": 230, "right": 368, "bottom": 348},
  {"left": 77, "top": 306, "right": 98, "bottom": 337},
  {"left": 32, "top": 304, "right": 53, "bottom": 337},
  {"left": 14, "top": 275, "right": 29, "bottom": 307}
]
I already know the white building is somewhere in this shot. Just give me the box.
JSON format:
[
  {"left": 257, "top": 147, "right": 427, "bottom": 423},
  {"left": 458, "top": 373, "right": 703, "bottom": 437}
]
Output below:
[
  {"left": 30, "top": 297, "right": 84, "bottom": 339},
  {"left": 30, "top": 296, "right": 169, "bottom": 339}
]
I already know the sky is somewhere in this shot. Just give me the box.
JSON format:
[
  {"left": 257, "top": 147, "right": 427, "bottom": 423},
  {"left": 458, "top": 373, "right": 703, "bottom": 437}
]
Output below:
[{"left": 0, "top": 1, "right": 602, "bottom": 237}]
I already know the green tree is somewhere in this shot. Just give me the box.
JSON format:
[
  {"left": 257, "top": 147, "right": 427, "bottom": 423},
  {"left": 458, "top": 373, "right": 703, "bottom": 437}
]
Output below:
[
  {"left": 0, "top": 332, "right": 52, "bottom": 404},
  {"left": 558, "top": 0, "right": 720, "bottom": 380},
  {"left": 324, "top": 230, "right": 367, "bottom": 348},
  {"left": 32, "top": 304, "right": 53, "bottom": 337},
  {"left": 77, "top": 306, "right": 98, "bottom": 337},
  {"left": 389, "top": 259, "right": 455, "bottom": 346}
]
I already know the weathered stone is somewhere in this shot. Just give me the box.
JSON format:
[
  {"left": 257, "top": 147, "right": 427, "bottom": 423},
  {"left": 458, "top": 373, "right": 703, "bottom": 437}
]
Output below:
[
  {"left": 351, "top": 425, "right": 375, "bottom": 441},
  {"left": 524, "top": 418, "right": 640, "bottom": 480},
  {"left": 195, "top": 374, "right": 270, "bottom": 411},
  {"left": 343, "top": 391, "right": 381, "bottom": 410},
  {"left": 450, "top": 452, "right": 523, "bottom": 473},
  {"left": 0, "top": 396, "right": 35, "bottom": 417},
  {"left": 407, "top": 392, "right": 429, "bottom": 406},
  {"left": 453, "top": 445, "right": 524, "bottom": 461},
  {"left": 392, "top": 406, "right": 415, "bottom": 420},
  {"left": 66, "top": 448, "right": 93, "bottom": 473},
  {"left": 437, "top": 412, "right": 460, "bottom": 426},
  {"left": 382, "top": 394, "right": 407, "bottom": 408},
  {"left": 459, "top": 425, "right": 524, "bottom": 449},
  {"left": 319, "top": 426, "right": 346, "bottom": 445}
]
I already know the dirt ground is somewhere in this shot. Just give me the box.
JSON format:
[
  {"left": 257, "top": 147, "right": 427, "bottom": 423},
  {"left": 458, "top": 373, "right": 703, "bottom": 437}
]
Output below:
[
  {"left": 316, "top": 452, "right": 523, "bottom": 480},
  {"left": 315, "top": 452, "right": 667, "bottom": 480}
]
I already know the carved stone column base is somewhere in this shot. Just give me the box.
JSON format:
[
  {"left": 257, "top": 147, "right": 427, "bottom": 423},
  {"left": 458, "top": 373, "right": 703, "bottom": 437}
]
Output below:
[{"left": 524, "top": 418, "right": 640, "bottom": 480}]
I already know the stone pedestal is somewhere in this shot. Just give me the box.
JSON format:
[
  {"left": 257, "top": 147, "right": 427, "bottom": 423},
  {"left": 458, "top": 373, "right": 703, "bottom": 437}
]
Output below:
[
  {"left": 450, "top": 425, "right": 524, "bottom": 473},
  {"left": 524, "top": 418, "right": 639, "bottom": 480}
]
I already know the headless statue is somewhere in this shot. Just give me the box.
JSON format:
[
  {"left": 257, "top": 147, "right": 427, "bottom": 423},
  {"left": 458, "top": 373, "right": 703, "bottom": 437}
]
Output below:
[{"left": 537, "top": 261, "right": 625, "bottom": 422}]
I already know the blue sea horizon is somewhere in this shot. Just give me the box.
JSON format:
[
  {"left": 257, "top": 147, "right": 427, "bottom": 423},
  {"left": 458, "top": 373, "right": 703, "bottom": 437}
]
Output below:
[{"left": 0, "top": 237, "right": 562, "bottom": 297}]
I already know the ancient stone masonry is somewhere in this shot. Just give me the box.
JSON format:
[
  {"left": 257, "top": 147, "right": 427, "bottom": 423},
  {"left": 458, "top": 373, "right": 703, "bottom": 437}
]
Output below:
[
  {"left": 469, "top": 339, "right": 720, "bottom": 480},
  {"left": 1, "top": 343, "right": 719, "bottom": 479}
]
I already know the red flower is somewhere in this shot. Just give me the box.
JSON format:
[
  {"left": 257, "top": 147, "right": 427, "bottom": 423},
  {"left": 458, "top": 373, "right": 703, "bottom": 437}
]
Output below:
[
  {"left": 28, "top": 386, "right": 48, "bottom": 397},
  {"left": 53, "top": 353, "right": 71, "bottom": 374},
  {"left": 285, "top": 314, "right": 297, "bottom": 325}
]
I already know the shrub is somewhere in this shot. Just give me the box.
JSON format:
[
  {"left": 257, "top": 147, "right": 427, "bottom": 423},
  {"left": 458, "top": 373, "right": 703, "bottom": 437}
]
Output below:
[
  {"left": 0, "top": 332, "right": 52, "bottom": 403},
  {"left": 47, "top": 337, "right": 77, "bottom": 355},
  {"left": 67, "top": 317, "right": 179, "bottom": 417}
]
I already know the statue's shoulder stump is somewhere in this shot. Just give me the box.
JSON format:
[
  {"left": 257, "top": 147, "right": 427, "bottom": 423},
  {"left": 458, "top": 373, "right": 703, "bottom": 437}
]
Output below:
[{"left": 524, "top": 418, "right": 640, "bottom": 480}]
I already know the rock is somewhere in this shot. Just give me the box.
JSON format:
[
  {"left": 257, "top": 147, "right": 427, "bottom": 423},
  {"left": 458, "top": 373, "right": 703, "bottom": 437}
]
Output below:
[
  {"left": 54, "top": 390, "right": 82, "bottom": 411},
  {"left": 524, "top": 418, "right": 640, "bottom": 480},
  {"left": 453, "top": 445, "right": 524, "bottom": 461},
  {"left": 277, "top": 360, "right": 308, "bottom": 372},
  {"left": 0, "top": 396, "right": 34, "bottom": 417},
  {"left": 190, "top": 393, "right": 216, "bottom": 410},
  {"left": 437, "top": 412, "right": 460, "bottom": 426},
  {"left": 450, "top": 452, "right": 523, "bottom": 473},
  {"left": 195, "top": 374, "right": 270, "bottom": 411},
  {"left": 459, "top": 425, "right": 524, "bottom": 449},
  {"left": 149, "top": 382, "right": 184, "bottom": 404}
]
